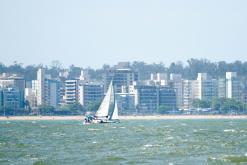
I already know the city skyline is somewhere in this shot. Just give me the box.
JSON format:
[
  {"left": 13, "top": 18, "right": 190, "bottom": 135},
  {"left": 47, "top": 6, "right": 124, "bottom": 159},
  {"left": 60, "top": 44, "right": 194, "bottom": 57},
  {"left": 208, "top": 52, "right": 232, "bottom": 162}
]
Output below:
[
  {"left": 1, "top": 0, "right": 247, "bottom": 68},
  {"left": 0, "top": 66, "right": 245, "bottom": 113}
]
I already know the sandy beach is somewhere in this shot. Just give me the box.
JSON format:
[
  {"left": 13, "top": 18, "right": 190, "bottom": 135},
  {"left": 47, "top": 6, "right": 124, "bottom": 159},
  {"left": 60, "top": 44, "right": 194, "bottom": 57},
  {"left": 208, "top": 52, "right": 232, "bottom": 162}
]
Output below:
[{"left": 0, "top": 115, "right": 247, "bottom": 121}]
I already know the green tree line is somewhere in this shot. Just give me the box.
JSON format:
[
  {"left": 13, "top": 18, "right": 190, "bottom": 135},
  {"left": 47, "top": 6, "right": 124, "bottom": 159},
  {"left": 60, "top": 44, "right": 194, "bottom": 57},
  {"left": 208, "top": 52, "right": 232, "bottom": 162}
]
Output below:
[
  {"left": 0, "top": 101, "right": 102, "bottom": 116},
  {"left": 2, "top": 59, "right": 247, "bottom": 81},
  {"left": 192, "top": 98, "right": 247, "bottom": 114}
]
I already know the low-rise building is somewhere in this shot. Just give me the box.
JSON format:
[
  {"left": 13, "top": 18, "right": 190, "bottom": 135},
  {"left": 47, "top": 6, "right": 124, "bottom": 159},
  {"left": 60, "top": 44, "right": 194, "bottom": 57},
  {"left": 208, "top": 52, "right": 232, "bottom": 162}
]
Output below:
[
  {"left": 134, "top": 83, "right": 176, "bottom": 114},
  {"left": 0, "top": 87, "right": 24, "bottom": 114}
]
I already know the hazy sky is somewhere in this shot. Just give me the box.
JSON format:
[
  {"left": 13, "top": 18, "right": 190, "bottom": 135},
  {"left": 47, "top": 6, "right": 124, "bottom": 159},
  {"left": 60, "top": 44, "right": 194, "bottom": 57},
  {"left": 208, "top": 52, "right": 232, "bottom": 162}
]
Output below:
[{"left": 0, "top": 0, "right": 247, "bottom": 68}]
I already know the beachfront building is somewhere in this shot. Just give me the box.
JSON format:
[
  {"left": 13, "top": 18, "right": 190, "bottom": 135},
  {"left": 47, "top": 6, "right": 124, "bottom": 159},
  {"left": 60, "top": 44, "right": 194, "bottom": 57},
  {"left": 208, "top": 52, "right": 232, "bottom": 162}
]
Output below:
[
  {"left": 25, "top": 88, "right": 37, "bottom": 109},
  {"left": 64, "top": 79, "right": 79, "bottom": 104},
  {"left": 159, "top": 86, "right": 176, "bottom": 110},
  {"left": 0, "top": 74, "right": 25, "bottom": 110},
  {"left": 78, "top": 83, "right": 104, "bottom": 106},
  {"left": 193, "top": 73, "right": 217, "bottom": 101},
  {"left": 0, "top": 87, "right": 24, "bottom": 115},
  {"left": 113, "top": 83, "right": 136, "bottom": 114},
  {"left": 133, "top": 83, "right": 176, "bottom": 114},
  {"left": 45, "top": 79, "right": 60, "bottom": 108},
  {"left": 170, "top": 73, "right": 183, "bottom": 109},
  {"left": 116, "top": 93, "right": 135, "bottom": 114},
  {"left": 226, "top": 72, "right": 241, "bottom": 102},
  {"left": 182, "top": 80, "right": 194, "bottom": 110},
  {"left": 35, "top": 68, "right": 45, "bottom": 105},
  {"left": 32, "top": 68, "right": 60, "bottom": 108},
  {"left": 134, "top": 84, "right": 159, "bottom": 114},
  {"left": 218, "top": 78, "right": 226, "bottom": 98}
]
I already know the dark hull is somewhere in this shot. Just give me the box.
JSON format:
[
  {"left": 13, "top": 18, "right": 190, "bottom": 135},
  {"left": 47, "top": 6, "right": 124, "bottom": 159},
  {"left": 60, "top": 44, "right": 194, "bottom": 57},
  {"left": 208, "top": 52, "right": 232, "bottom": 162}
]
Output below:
[{"left": 100, "top": 120, "right": 120, "bottom": 124}]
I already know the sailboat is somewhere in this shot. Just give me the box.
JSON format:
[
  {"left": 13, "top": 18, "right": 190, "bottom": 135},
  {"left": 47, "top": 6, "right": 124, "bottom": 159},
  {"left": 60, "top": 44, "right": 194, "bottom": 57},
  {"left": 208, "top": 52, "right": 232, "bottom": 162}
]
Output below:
[
  {"left": 84, "top": 81, "right": 119, "bottom": 124},
  {"left": 110, "top": 101, "right": 119, "bottom": 122}
]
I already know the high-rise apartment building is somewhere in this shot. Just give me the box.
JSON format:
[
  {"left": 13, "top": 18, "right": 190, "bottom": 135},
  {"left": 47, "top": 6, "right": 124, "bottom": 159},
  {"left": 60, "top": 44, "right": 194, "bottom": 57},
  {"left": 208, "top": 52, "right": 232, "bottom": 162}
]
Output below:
[
  {"left": 64, "top": 80, "right": 79, "bottom": 104},
  {"left": 218, "top": 78, "right": 226, "bottom": 98},
  {"left": 193, "top": 73, "right": 217, "bottom": 100},
  {"left": 35, "top": 68, "right": 45, "bottom": 105},
  {"left": 226, "top": 72, "right": 241, "bottom": 101},
  {"left": 45, "top": 79, "right": 60, "bottom": 108},
  {"left": 182, "top": 80, "right": 194, "bottom": 110},
  {"left": 170, "top": 73, "right": 183, "bottom": 109},
  {"left": 32, "top": 68, "right": 60, "bottom": 108},
  {"left": 78, "top": 83, "right": 104, "bottom": 106}
]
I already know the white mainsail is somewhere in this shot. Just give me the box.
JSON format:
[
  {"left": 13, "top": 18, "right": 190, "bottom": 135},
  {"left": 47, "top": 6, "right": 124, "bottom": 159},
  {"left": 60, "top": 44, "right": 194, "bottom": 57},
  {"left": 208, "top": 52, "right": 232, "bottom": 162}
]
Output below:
[
  {"left": 95, "top": 81, "right": 114, "bottom": 118},
  {"left": 110, "top": 100, "right": 119, "bottom": 120}
]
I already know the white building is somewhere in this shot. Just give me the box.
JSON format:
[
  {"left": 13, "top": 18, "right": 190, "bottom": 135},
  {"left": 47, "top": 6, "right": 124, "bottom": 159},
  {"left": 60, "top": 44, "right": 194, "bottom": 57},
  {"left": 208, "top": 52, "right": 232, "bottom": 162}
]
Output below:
[
  {"left": 34, "top": 68, "right": 45, "bottom": 106},
  {"left": 32, "top": 68, "right": 60, "bottom": 108},
  {"left": 182, "top": 80, "right": 194, "bottom": 110},
  {"left": 64, "top": 80, "right": 79, "bottom": 104},
  {"left": 79, "top": 69, "right": 90, "bottom": 81},
  {"left": 25, "top": 88, "right": 37, "bottom": 108},
  {"left": 226, "top": 72, "right": 241, "bottom": 101},
  {"left": 193, "top": 73, "right": 217, "bottom": 101}
]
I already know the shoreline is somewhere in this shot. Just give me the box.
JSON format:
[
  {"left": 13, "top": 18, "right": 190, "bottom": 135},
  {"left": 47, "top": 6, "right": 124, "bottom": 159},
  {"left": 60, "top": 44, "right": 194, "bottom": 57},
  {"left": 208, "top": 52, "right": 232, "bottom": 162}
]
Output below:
[{"left": 0, "top": 115, "right": 247, "bottom": 121}]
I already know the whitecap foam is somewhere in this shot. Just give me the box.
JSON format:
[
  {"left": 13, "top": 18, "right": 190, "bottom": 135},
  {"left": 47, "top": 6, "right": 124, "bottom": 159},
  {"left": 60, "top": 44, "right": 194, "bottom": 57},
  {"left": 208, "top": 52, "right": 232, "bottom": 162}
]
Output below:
[
  {"left": 166, "top": 136, "right": 174, "bottom": 140},
  {"left": 88, "top": 128, "right": 100, "bottom": 131},
  {"left": 144, "top": 144, "right": 153, "bottom": 148},
  {"left": 224, "top": 129, "right": 236, "bottom": 133}
]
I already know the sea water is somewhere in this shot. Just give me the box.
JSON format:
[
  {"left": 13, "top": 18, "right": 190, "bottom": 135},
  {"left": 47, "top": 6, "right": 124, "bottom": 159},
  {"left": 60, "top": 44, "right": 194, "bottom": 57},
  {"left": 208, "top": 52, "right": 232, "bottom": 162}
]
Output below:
[{"left": 1, "top": 119, "right": 247, "bottom": 165}]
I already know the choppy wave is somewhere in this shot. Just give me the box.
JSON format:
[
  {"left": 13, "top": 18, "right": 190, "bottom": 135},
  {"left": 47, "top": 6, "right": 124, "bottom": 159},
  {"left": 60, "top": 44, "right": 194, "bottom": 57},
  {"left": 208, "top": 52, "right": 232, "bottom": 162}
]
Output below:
[
  {"left": 87, "top": 128, "right": 100, "bottom": 131},
  {"left": 224, "top": 129, "right": 236, "bottom": 133},
  {"left": 208, "top": 155, "right": 247, "bottom": 163},
  {"left": 0, "top": 119, "right": 247, "bottom": 164}
]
